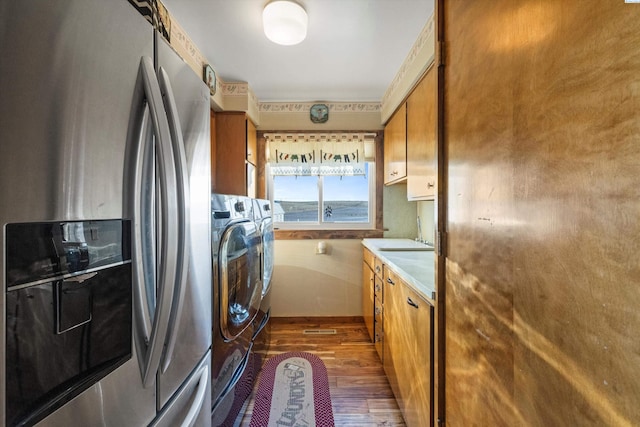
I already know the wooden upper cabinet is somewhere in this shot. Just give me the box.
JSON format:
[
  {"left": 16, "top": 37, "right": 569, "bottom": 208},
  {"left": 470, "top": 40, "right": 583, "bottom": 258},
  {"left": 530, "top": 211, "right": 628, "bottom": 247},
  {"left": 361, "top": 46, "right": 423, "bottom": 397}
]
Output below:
[
  {"left": 210, "top": 109, "right": 217, "bottom": 190},
  {"left": 213, "top": 112, "right": 257, "bottom": 196},
  {"left": 246, "top": 119, "right": 257, "bottom": 166},
  {"left": 407, "top": 67, "right": 437, "bottom": 200},
  {"left": 384, "top": 103, "right": 407, "bottom": 185}
]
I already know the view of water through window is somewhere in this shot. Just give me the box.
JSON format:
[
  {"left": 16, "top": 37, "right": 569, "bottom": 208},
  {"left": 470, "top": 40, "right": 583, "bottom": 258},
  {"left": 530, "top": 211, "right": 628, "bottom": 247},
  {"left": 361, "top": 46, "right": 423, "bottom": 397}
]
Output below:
[{"left": 273, "top": 164, "right": 370, "bottom": 223}]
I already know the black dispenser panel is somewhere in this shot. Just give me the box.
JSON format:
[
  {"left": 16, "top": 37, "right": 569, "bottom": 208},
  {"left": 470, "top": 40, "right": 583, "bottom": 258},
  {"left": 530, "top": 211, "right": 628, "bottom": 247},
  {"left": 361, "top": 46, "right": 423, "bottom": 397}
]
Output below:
[
  {"left": 5, "top": 220, "right": 132, "bottom": 427},
  {"left": 5, "top": 220, "right": 131, "bottom": 289}
]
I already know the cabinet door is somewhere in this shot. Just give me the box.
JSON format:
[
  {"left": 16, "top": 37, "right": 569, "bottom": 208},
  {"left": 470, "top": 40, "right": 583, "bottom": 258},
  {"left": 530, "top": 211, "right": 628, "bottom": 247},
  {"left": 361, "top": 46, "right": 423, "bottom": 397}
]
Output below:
[
  {"left": 215, "top": 113, "right": 246, "bottom": 194},
  {"left": 384, "top": 268, "right": 434, "bottom": 427},
  {"left": 362, "top": 260, "right": 375, "bottom": 341},
  {"left": 374, "top": 295, "right": 383, "bottom": 361},
  {"left": 214, "top": 113, "right": 257, "bottom": 196},
  {"left": 363, "top": 247, "right": 375, "bottom": 270},
  {"left": 246, "top": 119, "right": 257, "bottom": 166},
  {"left": 374, "top": 256, "right": 383, "bottom": 280},
  {"left": 398, "top": 282, "right": 433, "bottom": 427},
  {"left": 384, "top": 103, "right": 407, "bottom": 184},
  {"left": 407, "top": 67, "right": 437, "bottom": 200},
  {"left": 382, "top": 267, "right": 402, "bottom": 403}
]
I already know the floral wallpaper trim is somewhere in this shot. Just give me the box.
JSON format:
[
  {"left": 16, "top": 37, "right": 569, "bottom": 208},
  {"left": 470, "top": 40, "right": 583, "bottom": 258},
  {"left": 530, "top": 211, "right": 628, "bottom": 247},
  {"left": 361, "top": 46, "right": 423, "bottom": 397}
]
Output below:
[
  {"left": 258, "top": 102, "right": 381, "bottom": 113},
  {"left": 381, "top": 14, "right": 435, "bottom": 106},
  {"left": 221, "top": 82, "right": 249, "bottom": 96},
  {"left": 169, "top": 17, "right": 207, "bottom": 76}
]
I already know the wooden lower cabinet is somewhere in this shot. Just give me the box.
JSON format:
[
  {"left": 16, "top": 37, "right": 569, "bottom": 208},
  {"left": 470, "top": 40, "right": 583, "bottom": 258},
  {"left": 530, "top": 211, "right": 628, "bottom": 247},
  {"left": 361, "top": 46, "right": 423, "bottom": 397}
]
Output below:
[
  {"left": 362, "top": 260, "right": 375, "bottom": 341},
  {"left": 363, "top": 247, "right": 384, "bottom": 362},
  {"left": 383, "top": 266, "right": 434, "bottom": 427},
  {"left": 373, "top": 274, "right": 384, "bottom": 359}
]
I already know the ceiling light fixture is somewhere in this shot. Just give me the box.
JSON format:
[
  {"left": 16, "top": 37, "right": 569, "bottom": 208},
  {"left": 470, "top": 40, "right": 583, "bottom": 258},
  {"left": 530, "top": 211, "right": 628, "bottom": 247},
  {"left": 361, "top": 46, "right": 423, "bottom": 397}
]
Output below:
[{"left": 263, "top": 0, "right": 308, "bottom": 46}]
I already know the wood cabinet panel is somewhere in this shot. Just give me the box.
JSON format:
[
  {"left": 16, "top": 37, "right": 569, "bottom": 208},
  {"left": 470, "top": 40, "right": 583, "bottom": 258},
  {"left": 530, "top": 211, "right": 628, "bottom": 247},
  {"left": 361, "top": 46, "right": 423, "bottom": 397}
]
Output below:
[
  {"left": 362, "top": 259, "right": 374, "bottom": 342},
  {"left": 383, "top": 266, "right": 433, "bottom": 427},
  {"left": 374, "top": 294, "right": 383, "bottom": 361},
  {"left": 362, "top": 247, "right": 384, "bottom": 362},
  {"left": 383, "top": 269, "right": 401, "bottom": 402},
  {"left": 246, "top": 119, "right": 257, "bottom": 166},
  {"left": 213, "top": 112, "right": 256, "bottom": 195},
  {"left": 444, "top": 0, "right": 640, "bottom": 425},
  {"left": 210, "top": 109, "right": 216, "bottom": 189},
  {"left": 374, "top": 257, "right": 383, "bottom": 280},
  {"left": 398, "top": 282, "right": 433, "bottom": 427},
  {"left": 383, "top": 103, "right": 407, "bottom": 185},
  {"left": 407, "top": 67, "right": 437, "bottom": 200},
  {"left": 363, "top": 247, "right": 375, "bottom": 270}
]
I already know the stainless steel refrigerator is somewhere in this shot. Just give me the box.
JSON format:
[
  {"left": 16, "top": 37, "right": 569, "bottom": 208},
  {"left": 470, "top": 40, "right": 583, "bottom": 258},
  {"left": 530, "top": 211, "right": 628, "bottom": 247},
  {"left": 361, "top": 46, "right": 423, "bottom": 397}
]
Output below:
[{"left": 0, "top": 1, "right": 212, "bottom": 426}]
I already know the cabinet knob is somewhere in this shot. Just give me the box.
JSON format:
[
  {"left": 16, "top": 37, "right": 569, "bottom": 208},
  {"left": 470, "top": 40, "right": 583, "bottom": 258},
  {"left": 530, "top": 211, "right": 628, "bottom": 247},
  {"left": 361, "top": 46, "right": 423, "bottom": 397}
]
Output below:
[
  {"left": 427, "top": 182, "right": 434, "bottom": 188},
  {"left": 387, "top": 277, "right": 395, "bottom": 286}
]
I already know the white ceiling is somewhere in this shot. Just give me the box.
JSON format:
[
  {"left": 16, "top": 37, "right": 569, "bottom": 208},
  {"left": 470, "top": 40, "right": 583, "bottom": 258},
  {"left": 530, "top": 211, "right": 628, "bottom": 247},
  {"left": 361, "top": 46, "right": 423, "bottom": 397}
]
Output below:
[{"left": 161, "top": 0, "right": 434, "bottom": 103}]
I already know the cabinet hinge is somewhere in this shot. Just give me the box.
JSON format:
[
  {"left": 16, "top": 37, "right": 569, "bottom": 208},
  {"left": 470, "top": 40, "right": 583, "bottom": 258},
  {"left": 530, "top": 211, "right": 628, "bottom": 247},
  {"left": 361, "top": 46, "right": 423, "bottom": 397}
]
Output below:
[
  {"left": 437, "top": 231, "right": 443, "bottom": 256},
  {"left": 438, "top": 41, "right": 446, "bottom": 66}
]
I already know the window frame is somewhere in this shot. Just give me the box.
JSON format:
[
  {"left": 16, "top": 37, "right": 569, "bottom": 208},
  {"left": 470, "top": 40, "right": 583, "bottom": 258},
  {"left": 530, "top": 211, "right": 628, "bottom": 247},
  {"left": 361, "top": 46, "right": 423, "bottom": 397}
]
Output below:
[
  {"left": 267, "top": 162, "right": 377, "bottom": 231},
  {"left": 257, "top": 131, "right": 384, "bottom": 240}
]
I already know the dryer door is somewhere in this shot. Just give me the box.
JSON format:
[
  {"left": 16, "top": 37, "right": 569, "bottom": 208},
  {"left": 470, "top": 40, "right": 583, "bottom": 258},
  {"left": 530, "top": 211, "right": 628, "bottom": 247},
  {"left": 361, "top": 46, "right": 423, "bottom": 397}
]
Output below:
[
  {"left": 219, "top": 221, "right": 262, "bottom": 340},
  {"left": 260, "top": 217, "right": 274, "bottom": 295}
]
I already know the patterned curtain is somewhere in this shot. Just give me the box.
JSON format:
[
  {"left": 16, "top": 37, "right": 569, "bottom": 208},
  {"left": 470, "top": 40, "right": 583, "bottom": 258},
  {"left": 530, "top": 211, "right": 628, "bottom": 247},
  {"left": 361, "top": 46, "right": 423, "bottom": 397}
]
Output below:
[{"left": 265, "top": 133, "right": 375, "bottom": 176}]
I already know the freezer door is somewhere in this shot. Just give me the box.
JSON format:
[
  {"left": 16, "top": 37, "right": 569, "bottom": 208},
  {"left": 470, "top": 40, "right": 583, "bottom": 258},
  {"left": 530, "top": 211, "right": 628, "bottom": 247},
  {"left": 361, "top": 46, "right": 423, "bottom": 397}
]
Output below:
[
  {"left": 150, "top": 351, "right": 212, "bottom": 427},
  {"left": 155, "top": 35, "right": 213, "bottom": 411},
  {"left": 0, "top": 0, "right": 156, "bottom": 426}
]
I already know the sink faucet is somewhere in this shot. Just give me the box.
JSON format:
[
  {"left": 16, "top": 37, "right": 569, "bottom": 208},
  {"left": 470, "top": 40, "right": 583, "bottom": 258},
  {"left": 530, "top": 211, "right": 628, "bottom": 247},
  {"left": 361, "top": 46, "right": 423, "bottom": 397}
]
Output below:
[{"left": 416, "top": 216, "right": 423, "bottom": 243}]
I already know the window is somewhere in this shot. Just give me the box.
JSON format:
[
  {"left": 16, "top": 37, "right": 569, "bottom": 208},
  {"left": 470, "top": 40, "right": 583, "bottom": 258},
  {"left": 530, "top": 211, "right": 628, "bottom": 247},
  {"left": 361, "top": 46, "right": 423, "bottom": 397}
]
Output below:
[
  {"left": 265, "top": 133, "right": 376, "bottom": 230},
  {"left": 269, "top": 163, "right": 375, "bottom": 229}
]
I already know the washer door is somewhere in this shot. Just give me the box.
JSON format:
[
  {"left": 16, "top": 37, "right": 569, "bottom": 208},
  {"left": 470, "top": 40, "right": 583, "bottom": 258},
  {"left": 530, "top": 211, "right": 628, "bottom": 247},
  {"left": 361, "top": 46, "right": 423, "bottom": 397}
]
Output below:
[
  {"left": 260, "top": 217, "right": 274, "bottom": 295},
  {"left": 219, "top": 221, "right": 262, "bottom": 340}
]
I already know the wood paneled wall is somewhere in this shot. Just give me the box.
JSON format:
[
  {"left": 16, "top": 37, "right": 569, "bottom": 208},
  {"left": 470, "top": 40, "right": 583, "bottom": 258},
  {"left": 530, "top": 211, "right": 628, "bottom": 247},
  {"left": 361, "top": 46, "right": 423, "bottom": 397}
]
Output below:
[{"left": 443, "top": 1, "right": 640, "bottom": 425}]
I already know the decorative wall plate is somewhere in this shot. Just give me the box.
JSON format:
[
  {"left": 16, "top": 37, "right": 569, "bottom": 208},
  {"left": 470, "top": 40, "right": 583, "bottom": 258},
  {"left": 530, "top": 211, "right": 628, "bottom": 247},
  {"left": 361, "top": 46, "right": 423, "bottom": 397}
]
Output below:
[
  {"left": 310, "top": 103, "right": 329, "bottom": 123},
  {"left": 203, "top": 64, "right": 216, "bottom": 96}
]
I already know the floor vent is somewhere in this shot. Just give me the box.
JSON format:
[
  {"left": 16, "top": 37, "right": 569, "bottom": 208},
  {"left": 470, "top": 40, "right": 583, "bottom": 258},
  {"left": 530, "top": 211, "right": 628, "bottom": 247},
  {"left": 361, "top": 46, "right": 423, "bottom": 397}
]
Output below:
[{"left": 303, "top": 329, "right": 337, "bottom": 335}]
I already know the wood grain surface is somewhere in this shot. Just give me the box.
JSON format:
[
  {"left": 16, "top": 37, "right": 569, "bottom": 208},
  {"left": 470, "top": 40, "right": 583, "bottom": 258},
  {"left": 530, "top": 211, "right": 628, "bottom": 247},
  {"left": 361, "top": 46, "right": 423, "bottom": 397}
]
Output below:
[
  {"left": 443, "top": 0, "right": 640, "bottom": 425},
  {"left": 407, "top": 65, "right": 437, "bottom": 201},
  {"left": 236, "top": 317, "right": 406, "bottom": 426}
]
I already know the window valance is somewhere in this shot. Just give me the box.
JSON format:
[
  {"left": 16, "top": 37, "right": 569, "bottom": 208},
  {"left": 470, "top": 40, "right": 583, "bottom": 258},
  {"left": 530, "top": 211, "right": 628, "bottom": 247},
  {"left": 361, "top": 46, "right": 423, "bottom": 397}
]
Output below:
[{"left": 265, "top": 133, "right": 376, "bottom": 176}]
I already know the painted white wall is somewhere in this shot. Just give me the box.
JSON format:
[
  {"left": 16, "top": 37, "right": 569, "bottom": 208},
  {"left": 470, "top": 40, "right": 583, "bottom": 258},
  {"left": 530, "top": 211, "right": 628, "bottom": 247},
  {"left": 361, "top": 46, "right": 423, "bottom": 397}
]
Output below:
[
  {"left": 269, "top": 192, "right": 438, "bottom": 318},
  {"left": 270, "top": 239, "right": 364, "bottom": 317}
]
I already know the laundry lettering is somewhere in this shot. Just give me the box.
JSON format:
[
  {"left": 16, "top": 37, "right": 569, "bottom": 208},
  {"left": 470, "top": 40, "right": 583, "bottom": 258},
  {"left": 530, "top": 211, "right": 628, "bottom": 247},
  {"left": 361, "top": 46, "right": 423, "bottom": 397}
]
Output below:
[{"left": 276, "top": 369, "right": 309, "bottom": 426}]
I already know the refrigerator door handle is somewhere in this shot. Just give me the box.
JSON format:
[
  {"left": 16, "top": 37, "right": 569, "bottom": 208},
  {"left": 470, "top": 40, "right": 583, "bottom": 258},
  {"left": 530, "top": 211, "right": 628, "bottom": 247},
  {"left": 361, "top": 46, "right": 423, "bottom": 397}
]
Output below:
[
  {"left": 181, "top": 364, "right": 209, "bottom": 427},
  {"left": 133, "top": 56, "right": 180, "bottom": 388},
  {"left": 133, "top": 107, "right": 154, "bottom": 343},
  {"left": 157, "top": 66, "right": 191, "bottom": 373}
]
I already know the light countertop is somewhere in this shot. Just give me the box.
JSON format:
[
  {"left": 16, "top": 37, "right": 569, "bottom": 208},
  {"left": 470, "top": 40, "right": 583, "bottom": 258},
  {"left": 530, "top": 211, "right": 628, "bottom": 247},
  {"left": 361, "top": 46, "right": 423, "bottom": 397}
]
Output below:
[{"left": 362, "top": 238, "right": 436, "bottom": 304}]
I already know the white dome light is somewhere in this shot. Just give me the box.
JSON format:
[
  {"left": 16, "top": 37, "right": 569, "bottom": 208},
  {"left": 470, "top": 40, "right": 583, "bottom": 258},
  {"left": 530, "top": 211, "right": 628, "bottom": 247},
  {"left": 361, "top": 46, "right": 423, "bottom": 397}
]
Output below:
[{"left": 263, "top": 1, "right": 308, "bottom": 46}]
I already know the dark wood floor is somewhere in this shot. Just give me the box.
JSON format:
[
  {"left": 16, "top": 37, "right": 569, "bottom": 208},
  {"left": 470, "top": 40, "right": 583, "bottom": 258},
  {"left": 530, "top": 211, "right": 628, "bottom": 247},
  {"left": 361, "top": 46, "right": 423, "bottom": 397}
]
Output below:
[{"left": 235, "top": 316, "right": 406, "bottom": 426}]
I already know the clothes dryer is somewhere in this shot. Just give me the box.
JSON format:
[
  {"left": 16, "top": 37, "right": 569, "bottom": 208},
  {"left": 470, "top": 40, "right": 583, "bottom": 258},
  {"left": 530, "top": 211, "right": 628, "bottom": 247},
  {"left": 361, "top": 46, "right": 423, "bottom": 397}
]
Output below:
[
  {"left": 210, "top": 194, "right": 262, "bottom": 425},
  {"left": 251, "top": 198, "right": 274, "bottom": 371}
]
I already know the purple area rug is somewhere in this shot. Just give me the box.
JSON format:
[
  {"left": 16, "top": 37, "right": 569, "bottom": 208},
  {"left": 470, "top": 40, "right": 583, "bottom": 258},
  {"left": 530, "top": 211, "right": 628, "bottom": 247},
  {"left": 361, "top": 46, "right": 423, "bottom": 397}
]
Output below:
[{"left": 249, "top": 352, "right": 335, "bottom": 427}]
